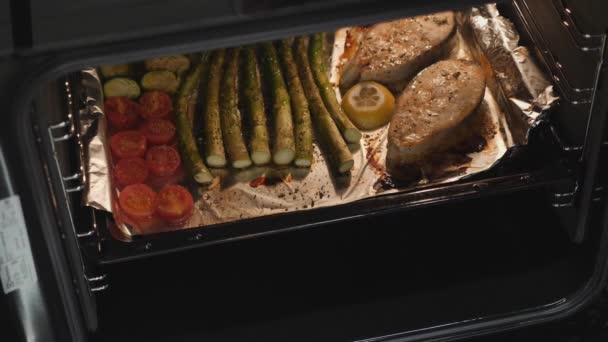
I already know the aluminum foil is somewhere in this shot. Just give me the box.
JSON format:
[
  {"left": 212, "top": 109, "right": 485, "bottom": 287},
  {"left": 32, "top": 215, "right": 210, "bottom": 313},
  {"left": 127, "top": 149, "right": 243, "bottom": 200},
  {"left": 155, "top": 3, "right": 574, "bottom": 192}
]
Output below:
[
  {"left": 80, "top": 5, "right": 558, "bottom": 238},
  {"left": 80, "top": 68, "right": 114, "bottom": 212},
  {"left": 463, "top": 4, "right": 558, "bottom": 143}
]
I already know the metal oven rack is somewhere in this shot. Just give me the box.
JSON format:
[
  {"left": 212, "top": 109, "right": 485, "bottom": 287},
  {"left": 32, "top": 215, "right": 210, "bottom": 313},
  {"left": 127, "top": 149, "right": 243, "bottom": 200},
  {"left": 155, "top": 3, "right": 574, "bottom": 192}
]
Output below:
[
  {"left": 511, "top": 0, "right": 607, "bottom": 242},
  {"left": 512, "top": 0, "right": 605, "bottom": 106},
  {"left": 47, "top": 79, "right": 108, "bottom": 292}
]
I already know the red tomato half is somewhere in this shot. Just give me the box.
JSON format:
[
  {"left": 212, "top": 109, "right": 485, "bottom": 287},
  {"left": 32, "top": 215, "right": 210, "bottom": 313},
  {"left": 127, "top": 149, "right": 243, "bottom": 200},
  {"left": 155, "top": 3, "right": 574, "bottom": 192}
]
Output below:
[
  {"left": 139, "top": 91, "right": 173, "bottom": 120},
  {"left": 114, "top": 157, "right": 148, "bottom": 187},
  {"left": 156, "top": 185, "right": 194, "bottom": 224},
  {"left": 119, "top": 184, "right": 157, "bottom": 220},
  {"left": 145, "top": 145, "right": 181, "bottom": 176},
  {"left": 140, "top": 119, "right": 176, "bottom": 145},
  {"left": 105, "top": 97, "right": 141, "bottom": 130},
  {"left": 146, "top": 164, "right": 185, "bottom": 191},
  {"left": 110, "top": 131, "right": 147, "bottom": 159}
]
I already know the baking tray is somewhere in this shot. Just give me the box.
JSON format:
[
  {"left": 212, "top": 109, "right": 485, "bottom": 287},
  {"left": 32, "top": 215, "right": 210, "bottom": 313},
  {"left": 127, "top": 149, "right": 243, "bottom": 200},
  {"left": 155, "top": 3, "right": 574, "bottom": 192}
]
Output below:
[
  {"left": 75, "top": 5, "right": 565, "bottom": 261},
  {"left": 97, "top": 165, "right": 572, "bottom": 263}
]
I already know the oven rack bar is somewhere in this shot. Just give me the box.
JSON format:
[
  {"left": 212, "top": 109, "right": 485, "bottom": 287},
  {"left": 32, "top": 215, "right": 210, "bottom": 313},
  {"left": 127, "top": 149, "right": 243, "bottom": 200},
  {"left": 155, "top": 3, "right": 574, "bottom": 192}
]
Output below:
[
  {"left": 546, "top": 123, "right": 608, "bottom": 154},
  {"left": 552, "top": 185, "right": 605, "bottom": 208},
  {"left": 551, "top": 0, "right": 604, "bottom": 52},
  {"left": 48, "top": 79, "right": 107, "bottom": 291}
]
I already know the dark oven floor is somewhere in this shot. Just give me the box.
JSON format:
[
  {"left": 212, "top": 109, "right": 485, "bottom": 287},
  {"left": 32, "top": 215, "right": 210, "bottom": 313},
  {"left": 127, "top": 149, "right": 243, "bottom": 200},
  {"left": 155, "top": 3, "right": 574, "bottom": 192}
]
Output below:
[{"left": 93, "top": 188, "right": 592, "bottom": 342}]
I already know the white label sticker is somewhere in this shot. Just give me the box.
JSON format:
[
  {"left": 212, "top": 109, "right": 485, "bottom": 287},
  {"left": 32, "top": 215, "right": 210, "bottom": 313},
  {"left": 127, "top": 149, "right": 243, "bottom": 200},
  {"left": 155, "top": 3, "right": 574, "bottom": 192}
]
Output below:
[{"left": 0, "top": 196, "right": 37, "bottom": 293}]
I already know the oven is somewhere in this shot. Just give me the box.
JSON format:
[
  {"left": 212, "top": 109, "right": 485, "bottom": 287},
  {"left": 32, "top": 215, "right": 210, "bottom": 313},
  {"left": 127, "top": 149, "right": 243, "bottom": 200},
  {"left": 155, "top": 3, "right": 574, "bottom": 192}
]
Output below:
[{"left": 1, "top": 0, "right": 608, "bottom": 341}]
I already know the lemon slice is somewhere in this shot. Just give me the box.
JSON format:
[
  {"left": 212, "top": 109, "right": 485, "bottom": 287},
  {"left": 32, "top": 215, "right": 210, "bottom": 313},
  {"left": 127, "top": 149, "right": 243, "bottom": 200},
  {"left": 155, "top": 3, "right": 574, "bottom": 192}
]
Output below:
[{"left": 342, "top": 81, "right": 395, "bottom": 130}]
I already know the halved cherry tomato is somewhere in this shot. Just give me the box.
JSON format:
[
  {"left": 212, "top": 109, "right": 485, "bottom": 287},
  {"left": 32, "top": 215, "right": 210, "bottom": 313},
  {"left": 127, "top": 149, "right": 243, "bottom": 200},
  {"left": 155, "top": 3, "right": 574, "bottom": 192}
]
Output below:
[
  {"left": 145, "top": 145, "right": 181, "bottom": 176},
  {"left": 110, "top": 131, "right": 147, "bottom": 159},
  {"left": 156, "top": 185, "right": 194, "bottom": 224},
  {"left": 105, "top": 97, "right": 141, "bottom": 130},
  {"left": 140, "top": 119, "right": 176, "bottom": 145},
  {"left": 139, "top": 91, "right": 173, "bottom": 120},
  {"left": 114, "top": 157, "right": 148, "bottom": 187},
  {"left": 119, "top": 184, "right": 157, "bottom": 220},
  {"left": 146, "top": 164, "right": 185, "bottom": 191}
]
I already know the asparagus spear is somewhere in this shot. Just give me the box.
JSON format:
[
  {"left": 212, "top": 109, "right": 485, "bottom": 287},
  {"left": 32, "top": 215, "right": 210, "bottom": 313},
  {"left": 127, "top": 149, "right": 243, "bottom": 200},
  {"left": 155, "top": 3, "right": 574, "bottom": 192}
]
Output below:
[
  {"left": 278, "top": 39, "right": 313, "bottom": 168},
  {"left": 175, "top": 55, "right": 214, "bottom": 184},
  {"left": 309, "top": 33, "right": 362, "bottom": 143},
  {"left": 191, "top": 53, "right": 210, "bottom": 125},
  {"left": 242, "top": 46, "right": 271, "bottom": 166},
  {"left": 295, "top": 36, "right": 354, "bottom": 173},
  {"left": 221, "top": 47, "right": 252, "bottom": 169},
  {"left": 260, "top": 42, "right": 296, "bottom": 166},
  {"left": 203, "top": 49, "right": 228, "bottom": 167}
]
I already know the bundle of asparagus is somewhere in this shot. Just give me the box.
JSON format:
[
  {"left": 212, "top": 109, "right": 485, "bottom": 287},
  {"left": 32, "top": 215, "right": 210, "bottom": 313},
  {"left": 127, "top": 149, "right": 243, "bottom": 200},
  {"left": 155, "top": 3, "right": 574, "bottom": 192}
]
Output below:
[{"left": 174, "top": 34, "right": 360, "bottom": 185}]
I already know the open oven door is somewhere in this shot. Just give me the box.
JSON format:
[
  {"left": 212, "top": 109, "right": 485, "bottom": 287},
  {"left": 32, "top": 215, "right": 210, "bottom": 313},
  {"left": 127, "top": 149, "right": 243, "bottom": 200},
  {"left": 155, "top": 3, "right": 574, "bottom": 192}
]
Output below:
[{"left": 0, "top": 141, "right": 87, "bottom": 342}]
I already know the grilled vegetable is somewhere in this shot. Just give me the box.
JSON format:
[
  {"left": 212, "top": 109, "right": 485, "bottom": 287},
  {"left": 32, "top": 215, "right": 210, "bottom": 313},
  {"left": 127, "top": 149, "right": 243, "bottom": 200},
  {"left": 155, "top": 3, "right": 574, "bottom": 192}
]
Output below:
[
  {"left": 139, "top": 91, "right": 173, "bottom": 120},
  {"left": 309, "top": 33, "right": 362, "bottom": 143},
  {"left": 192, "top": 52, "right": 211, "bottom": 126},
  {"left": 105, "top": 97, "right": 140, "bottom": 130},
  {"left": 242, "top": 46, "right": 271, "bottom": 166},
  {"left": 156, "top": 185, "right": 194, "bottom": 225},
  {"left": 260, "top": 42, "right": 296, "bottom": 165},
  {"left": 175, "top": 59, "right": 214, "bottom": 184},
  {"left": 110, "top": 130, "right": 147, "bottom": 160},
  {"left": 145, "top": 145, "right": 181, "bottom": 177},
  {"left": 114, "top": 157, "right": 148, "bottom": 188},
  {"left": 144, "top": 55, "right": 191, "bottom": 73},
  {"left": 104, "top": 78, "right": 141, "bottom": 99},
  {"left": 203, "top": 50, "right": 227, "bottom": 167},
  {"left": 100, "top": 64, "right": 130, "bottom": 79},
  {"left": 140, "top": 119, "right": 176, "bottom": 145},
  {"left": 279, "top": 39, "right": 313, "bottom": 167},
  {"left": 141, "top": 70, "right": 180, "bottom": 94},
  {"left": 221, "top": 47, "right": 252, "bottom": 169},
  {"left": 119, "top": 184, "right": 157, "bottom": 220},
  {"left": 295, "top": 36, "right": 353, "bottom": 173}
]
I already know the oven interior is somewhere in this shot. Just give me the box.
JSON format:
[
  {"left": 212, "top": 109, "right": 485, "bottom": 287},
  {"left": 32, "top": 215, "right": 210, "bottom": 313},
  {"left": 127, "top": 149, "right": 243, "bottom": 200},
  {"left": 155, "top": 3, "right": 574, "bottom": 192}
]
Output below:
[{"left": 23, "top": 0, "right": 608, "bottom": 341}]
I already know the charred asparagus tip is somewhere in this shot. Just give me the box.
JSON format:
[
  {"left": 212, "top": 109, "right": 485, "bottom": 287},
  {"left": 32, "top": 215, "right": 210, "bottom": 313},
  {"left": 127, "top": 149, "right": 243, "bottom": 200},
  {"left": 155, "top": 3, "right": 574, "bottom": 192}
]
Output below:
[
  {"left": 206, "top": 155, "right": 227, "bottom": 168},
  {"left": 338, "top": 159, "right": 355, "bottom": 174},
  {"left": 273, "top": 149, "right": 296, "bottom": 166},
  {"left": 344, "top": 128, "right": 363, "bottom": 143},
  {"left": 233, "top": 159, "right": 253, "bottom": 169},
  {"left": 194, "top": 172, "right": 214, "bottom": 184},
  {"left": 252, "top": 151, "right": 272, "bottom": 166},
  {"left": 294, "top": 158, "right": 313, "bottom": 168}
]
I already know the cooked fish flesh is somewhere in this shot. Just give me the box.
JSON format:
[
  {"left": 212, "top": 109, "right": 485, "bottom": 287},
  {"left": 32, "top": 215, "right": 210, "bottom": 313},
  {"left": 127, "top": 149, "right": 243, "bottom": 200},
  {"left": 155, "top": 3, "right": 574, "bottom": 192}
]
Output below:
[
  {"left": 341, "top": 12, "right": 456, "bottom": 92},
  {"left": 386, "top": 59, "right": 486, "bottom": 179}
]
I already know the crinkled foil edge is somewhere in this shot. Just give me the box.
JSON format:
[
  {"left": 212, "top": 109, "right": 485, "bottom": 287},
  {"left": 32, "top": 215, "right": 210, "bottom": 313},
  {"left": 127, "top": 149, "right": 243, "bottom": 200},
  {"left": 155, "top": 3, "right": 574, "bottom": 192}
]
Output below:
[
  {"left": 80, "top": 68, "right": 114, "bottom": 213},
  {"left": 462, "top": 4, "right": 559, "bottom": 144}
]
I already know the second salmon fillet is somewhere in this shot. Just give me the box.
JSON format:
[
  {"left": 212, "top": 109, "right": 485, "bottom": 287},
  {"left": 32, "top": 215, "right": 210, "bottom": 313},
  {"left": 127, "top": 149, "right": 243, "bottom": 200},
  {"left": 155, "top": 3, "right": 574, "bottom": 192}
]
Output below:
[{"left": 386, "top": 59, "right": 486, "bottom": 179}]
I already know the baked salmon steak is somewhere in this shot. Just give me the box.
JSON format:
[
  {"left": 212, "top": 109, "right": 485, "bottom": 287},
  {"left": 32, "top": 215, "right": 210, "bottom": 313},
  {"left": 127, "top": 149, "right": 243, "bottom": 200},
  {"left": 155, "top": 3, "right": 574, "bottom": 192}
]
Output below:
[
  {"left": 340, "top": 11, "right": 456, "bottom": 91},
  {"left": 386, "top": 59, "right": 486, "bottom": 179}
]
